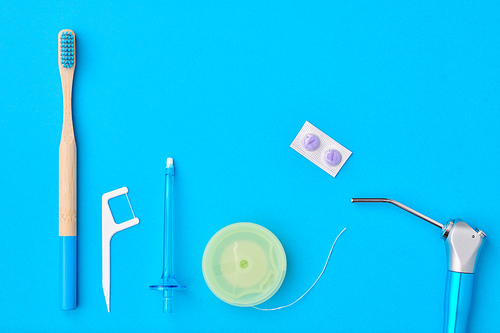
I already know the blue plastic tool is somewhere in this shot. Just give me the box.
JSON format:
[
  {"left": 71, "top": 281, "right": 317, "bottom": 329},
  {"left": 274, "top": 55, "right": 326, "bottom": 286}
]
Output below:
[
  {"left": 59, "top": 236, "right": 76, "bottom": 310},
  {"left": 352, "top": 198, "right": 486, "bottom": 333},
  {"left": 150, "top": 158, "right": 186, "bottom": 313},
  {"left": 443, "top": 271, "right": 474, "bottom": 333}
]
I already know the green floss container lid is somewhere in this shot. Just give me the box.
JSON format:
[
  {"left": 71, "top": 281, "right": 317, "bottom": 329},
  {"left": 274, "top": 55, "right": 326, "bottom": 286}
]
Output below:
[{"left": 202, "top": 222, "right": 287, "bottom": 307}]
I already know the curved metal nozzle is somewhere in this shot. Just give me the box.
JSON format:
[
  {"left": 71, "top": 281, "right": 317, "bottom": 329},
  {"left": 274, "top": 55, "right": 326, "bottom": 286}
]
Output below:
[{"left": 351, "top": 198, "right": 444, "bottom": 229}]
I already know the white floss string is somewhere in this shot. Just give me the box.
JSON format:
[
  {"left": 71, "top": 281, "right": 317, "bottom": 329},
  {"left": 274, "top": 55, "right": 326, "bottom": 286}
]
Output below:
[
  {"left": 252, "top": 227, "right": 347, "bottom": 311},
  {"left": 125, "top": 193, "right": 136, "bottom": 218}
]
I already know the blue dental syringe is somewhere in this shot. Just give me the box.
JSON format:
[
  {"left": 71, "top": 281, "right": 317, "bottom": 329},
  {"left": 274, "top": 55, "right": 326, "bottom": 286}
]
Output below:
[
  {"left": 150, "top": 158, "right": 186, "bottom": 313},
  {"left": 352, "top": 198, "right": 486, "bottom": 333}
]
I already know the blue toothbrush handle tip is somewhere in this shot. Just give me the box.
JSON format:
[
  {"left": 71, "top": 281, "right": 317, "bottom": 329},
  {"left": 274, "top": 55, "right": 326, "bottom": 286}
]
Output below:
[{"left": 59, "top": 236, "right": 77, "bottom": 310}]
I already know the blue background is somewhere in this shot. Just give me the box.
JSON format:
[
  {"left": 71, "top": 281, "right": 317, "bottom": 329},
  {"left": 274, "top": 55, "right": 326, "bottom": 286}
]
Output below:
[{"left": 0, "top": 1, "right": 499, "bottom": 332}]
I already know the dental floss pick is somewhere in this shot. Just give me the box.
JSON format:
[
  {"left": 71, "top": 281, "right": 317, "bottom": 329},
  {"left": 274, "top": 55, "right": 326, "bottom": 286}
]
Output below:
[
  {"left": 291, "top": 121, "right": 352, "bottom": 177},
  {"left": 102, "top": 187, "right": 140, "bottom": 312},
  {"left": 252, "top": 228, "right": 346, "bottom": 311}
]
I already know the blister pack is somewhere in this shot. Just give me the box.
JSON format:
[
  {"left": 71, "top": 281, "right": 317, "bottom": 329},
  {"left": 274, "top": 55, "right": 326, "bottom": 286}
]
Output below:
[{"left": 290, "top": 121, "right": 352, "bottom": 177}]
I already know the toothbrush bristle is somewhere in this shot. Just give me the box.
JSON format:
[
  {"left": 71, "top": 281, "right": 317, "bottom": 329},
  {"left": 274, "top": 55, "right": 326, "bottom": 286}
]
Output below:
[{"left": 60, "top": 31, "right": 75, "bottom": 68}]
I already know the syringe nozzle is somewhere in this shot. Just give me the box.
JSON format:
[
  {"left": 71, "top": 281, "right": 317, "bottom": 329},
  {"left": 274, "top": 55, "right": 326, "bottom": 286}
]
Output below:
[
  {"left": 163, "top": 298, "right": 173, "bottom": 314},
  {"left": 352, "top": 198, "right": 444, "bottom": 229}
]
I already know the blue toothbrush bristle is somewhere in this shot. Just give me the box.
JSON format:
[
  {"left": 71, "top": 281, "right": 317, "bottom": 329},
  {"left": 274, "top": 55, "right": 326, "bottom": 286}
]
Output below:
[{"left": 60, "top": 31, "right": 75, "bottom": 68}]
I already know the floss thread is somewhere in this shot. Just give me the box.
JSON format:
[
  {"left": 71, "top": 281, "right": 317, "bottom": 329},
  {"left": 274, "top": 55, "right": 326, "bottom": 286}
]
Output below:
[{"left": 252, "top": 228, "right": 347, "bottom": 311}]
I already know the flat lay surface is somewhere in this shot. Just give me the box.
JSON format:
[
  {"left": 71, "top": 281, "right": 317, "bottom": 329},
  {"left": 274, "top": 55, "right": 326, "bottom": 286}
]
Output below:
[{"left": 1, "top": 1, "right": 499, "bottom": 332}]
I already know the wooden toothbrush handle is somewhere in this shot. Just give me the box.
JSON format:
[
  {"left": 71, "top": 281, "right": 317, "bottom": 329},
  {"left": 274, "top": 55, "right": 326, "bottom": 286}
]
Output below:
[{"left": 59, "top": 131, "right": 77, "bottom": 236}]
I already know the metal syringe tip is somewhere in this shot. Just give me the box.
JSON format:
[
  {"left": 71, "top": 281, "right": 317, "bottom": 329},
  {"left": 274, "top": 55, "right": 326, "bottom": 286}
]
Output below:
[
  {"left": 352, "top": 198, "right": 389, "bottom": 203},
  {"left": 351, "top": 197, "right": 444, "bottom": 229}
]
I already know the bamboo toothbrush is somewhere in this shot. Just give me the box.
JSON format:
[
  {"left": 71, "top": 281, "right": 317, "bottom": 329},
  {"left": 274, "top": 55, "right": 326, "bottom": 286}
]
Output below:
[{"left": 58, "top": 29, "right": 77, "bottom": 310}]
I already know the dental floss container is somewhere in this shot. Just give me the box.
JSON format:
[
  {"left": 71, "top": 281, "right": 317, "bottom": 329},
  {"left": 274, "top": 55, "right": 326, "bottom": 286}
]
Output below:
[{"left": 202, "top": 222, "right": 287, "bottom": 307}]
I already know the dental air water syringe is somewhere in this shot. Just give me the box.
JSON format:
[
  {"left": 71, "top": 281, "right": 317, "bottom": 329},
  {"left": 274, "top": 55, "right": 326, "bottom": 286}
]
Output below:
[{"left": 352, "top": 198, "right": 486, "bottom": 333}]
